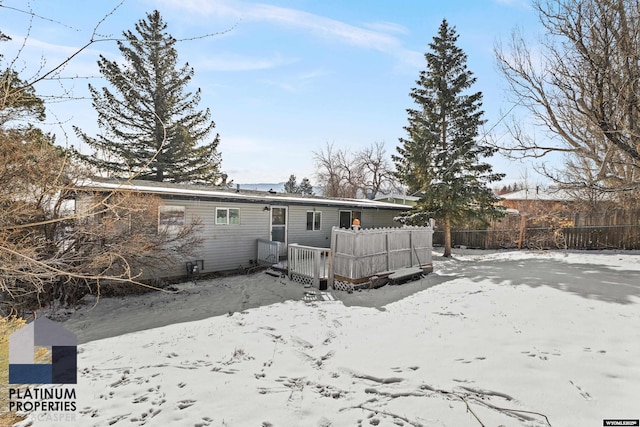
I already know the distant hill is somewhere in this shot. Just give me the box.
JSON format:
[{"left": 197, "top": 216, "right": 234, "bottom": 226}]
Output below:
[
  {"left": 237, "top": 182, "right": 286, "bottom": 193},
  {"left": 237, "top": 182, "right": 323, "bottom": 195}
]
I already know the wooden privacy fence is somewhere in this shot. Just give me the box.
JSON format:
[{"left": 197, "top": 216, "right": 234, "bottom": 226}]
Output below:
[
  {"left": 560, "top": 225, "right": 640, "bottom": 249},
  {"left": 433, "top": 225, "right": 640, "bottom": 250},
  {"left": 331, "top": 226, "right": 433, "bottom": 283},
  {"left": 573, "top": 209, "right": 640, "bottom": 226}
]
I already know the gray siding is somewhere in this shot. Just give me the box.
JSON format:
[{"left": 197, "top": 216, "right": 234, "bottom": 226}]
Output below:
[
  {"left": 362, "top": 209, "right": 402, "bottom": 228},
  {"left": 287, "top": 205, "right": 337, "bottom": 249},
  {"left": 286, "top": 206, "right": 404, "bottom": 249},
  {"left": 76, "top": 191, "right": 407, "bottom": 279},
  {"left": 186, "top": 202, "right": 405, "bottom": 273},
  {"left": 164, "top": 200, "right": 271, "bottom": 275}
]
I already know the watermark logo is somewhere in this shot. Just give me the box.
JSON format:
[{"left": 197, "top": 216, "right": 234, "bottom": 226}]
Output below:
[
  {"left": 9, "top": 318, "right": 77, "bottom": 384},
  {"left": 604, "top": 421, "right": 640, "bottom": 426}
]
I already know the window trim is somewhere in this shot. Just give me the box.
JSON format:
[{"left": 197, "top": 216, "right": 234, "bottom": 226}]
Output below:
[
  {"left": 306, "top": 211, "right": 322, "bottom": 231},
  {"left": 215, "top": 207, "right": 240, "bottom": 225}
]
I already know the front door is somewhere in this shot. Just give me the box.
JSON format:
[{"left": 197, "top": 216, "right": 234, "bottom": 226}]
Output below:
[{"left": 270, "top": 206, "right": 288, "bottom": 257}]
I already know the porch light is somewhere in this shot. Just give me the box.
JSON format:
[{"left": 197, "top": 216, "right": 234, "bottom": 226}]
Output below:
[{"left": 263, "top": 206, "right": 270, "bottom": 212}]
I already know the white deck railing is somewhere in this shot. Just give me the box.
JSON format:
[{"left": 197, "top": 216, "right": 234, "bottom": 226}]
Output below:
[
  {"left": 287, "top": 243, "right": 332, "bottom": 289},
  {"left": 257, "top": 239, "right": 281, "bottom": 265}
]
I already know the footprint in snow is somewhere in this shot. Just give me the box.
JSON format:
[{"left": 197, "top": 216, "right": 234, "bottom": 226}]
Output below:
[
  {"left": 391, "top": 366, "right": 420, "bottom": 373},
  {"left": 298, "top": 350, "right": 335, "bottom": 368},
  {"left": 317, "top": 416, "right": 332, "bottom": 426},
  {"left": 194, "top": 417, "right": 212, "bottom": 427},
  {"left": 570, "top": 380, "right": 593, "bottom": 400},
  {"left": 291, "top": 335, "right": 314, "bottom": 349},
  {"left": 322, "top": 330, "right": 337, "bottom": 345},
  {"left": 264, "top": 332, "right": 285, "bottom": 343},
  {"left": 177, "top": 399, "right": 196, "bottom": 410}
]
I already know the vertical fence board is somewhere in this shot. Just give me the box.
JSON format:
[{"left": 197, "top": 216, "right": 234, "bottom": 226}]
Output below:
[
  {"left": 434, "top": 225, "right": 640, "bottom": 250},
  {"left": 331, "top": 226, "right": 434, "bottom": 282}
]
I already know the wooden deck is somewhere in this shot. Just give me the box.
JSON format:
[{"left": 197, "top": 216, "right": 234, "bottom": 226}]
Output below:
[{"left": 258, "top": 226, "right": 434, "bottom": 292}]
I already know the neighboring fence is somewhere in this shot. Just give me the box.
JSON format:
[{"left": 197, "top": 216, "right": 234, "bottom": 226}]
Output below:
[
  {"left": 573, "top": 209, "right": 640, "bottom": 226},
  {"left": 331, "top": 226, "right": 433, "bottom": 283},
  {"left": 257, "top": 239, "right": 281, "bottom": 265},
  {"left": 287, "top": 243, "right": 332, "bottom": 289},
  {"left": 433, "top": 225, "right": 640, "bottom": 250},
  {"left": 560, "top": 225, "right": 640, "bottom": 249}
]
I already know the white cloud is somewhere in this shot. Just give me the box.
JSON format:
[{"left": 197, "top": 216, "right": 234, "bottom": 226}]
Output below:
[
  {"left": 362, "top": 21, "right": 409, "bottom": 35},
  {"left": 2, "top": 30, "right": 113, "bottom": 78},
  {"left": 194, "top": 52, "right": 296, "bottom": 72},
  {"left": 157, "top": 0, "right": 421, "bottom": 66},
  {"left": 156, "top": 0, "right": 245, "bottom": 19},
  {"left": 493, "top": 0, "right": 532, "bottom": 9},
  {"left": 248, "top": 4, "right": 396, "bottom": 48},
  {"left": 259, "top": 68, "right": 329, "bottom": 93},
  {"left": 297, "top": 68, "right": 328, "bottom": 81}
]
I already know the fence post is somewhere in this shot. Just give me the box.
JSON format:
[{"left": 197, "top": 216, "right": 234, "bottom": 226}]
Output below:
[
  {"left": 409, "top": 229, "right": 414, "bottom": 266},
  {"left": 313, "top": 249, "right": 320, "bottom": 289},
  {"left": 385, "top": 232, "right": 390, "bottom": 271},
  {"left": 287, "top": 244, "right": 294, "bottom": 281},
  {"left": 327, "top": 248, "right": 333, "bottom": 289},
  {"left": 329, "top": 227, "right": 338, "bottom": 289}
]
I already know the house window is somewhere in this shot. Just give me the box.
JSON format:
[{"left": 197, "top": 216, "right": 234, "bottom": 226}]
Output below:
[
  {"left": 306, "top": 211, "right": 321, "bottom": 231},
  {"left": 339, "top": 210, "right": 362, "bottom": 228},
  {"left": 216, "top": 208, "right": 240, "bottom": 225},
  {"left": 159, "top": 206, "right": 185, "bottom": 232}
]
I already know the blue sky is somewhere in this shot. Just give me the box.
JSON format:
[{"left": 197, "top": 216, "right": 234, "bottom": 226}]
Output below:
[{"left": 0, "top": 0, "right": 549, "bottom": 187}]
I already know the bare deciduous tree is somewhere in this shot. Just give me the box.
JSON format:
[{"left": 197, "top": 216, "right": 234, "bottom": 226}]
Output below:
[
  {"left": 314, "top": 141, "right": 397, "bottom": 198},
  {"left": 495, "top": 0, "right": 640, "bottom": 205},
  {"left": 356, "top": 142, "right": 397, "bottom": 198},
  {"left": 0, "top": 128, "right": 203, "bottom": 315}
]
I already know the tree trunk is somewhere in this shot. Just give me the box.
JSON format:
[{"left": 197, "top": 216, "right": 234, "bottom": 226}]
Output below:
[
  {"left": 517, "top": 213, "right": 527, "bottom": 250},
  {"left": 443, "top": 217, "right": 452, "bottom": 257}
]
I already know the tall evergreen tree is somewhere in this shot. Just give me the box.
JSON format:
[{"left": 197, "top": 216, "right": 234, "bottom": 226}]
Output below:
[
  {"left": 298, "top": 177, "right": 314, "bottom": 196},
  {"left": 284, "top": 174, "right": 299, "bottom": 193},
  {"left": 0, "top": 32, "right": 46, "bottom": 126},
  {"left": 75, "top": 10, "right": 222, "bottom": 184},
  {"left": 393, "top": 19, "right": 504, "bottom": 257}
]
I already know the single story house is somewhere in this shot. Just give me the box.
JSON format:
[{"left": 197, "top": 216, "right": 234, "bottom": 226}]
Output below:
[
  {"left": 497, "top": 186, "right": 577, "bottom": 214},
  {"left": 373, "top": 194, "right": 420, "bottom": 207},
  {"left": 75, "top": 179, "right": 409, "bottom": 279}
]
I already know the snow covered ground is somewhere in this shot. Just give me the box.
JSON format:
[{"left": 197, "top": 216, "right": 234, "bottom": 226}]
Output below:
[{"left": 15, "top": 249, "right": 640, "bottom": 427}]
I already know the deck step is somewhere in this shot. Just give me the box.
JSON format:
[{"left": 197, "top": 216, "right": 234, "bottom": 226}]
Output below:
[
  {"left": 388, "top": 267, "right": 423, "bottom": 285},
  {"left": 265, "top": 270, "right": 282, "bottom": 278}
]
